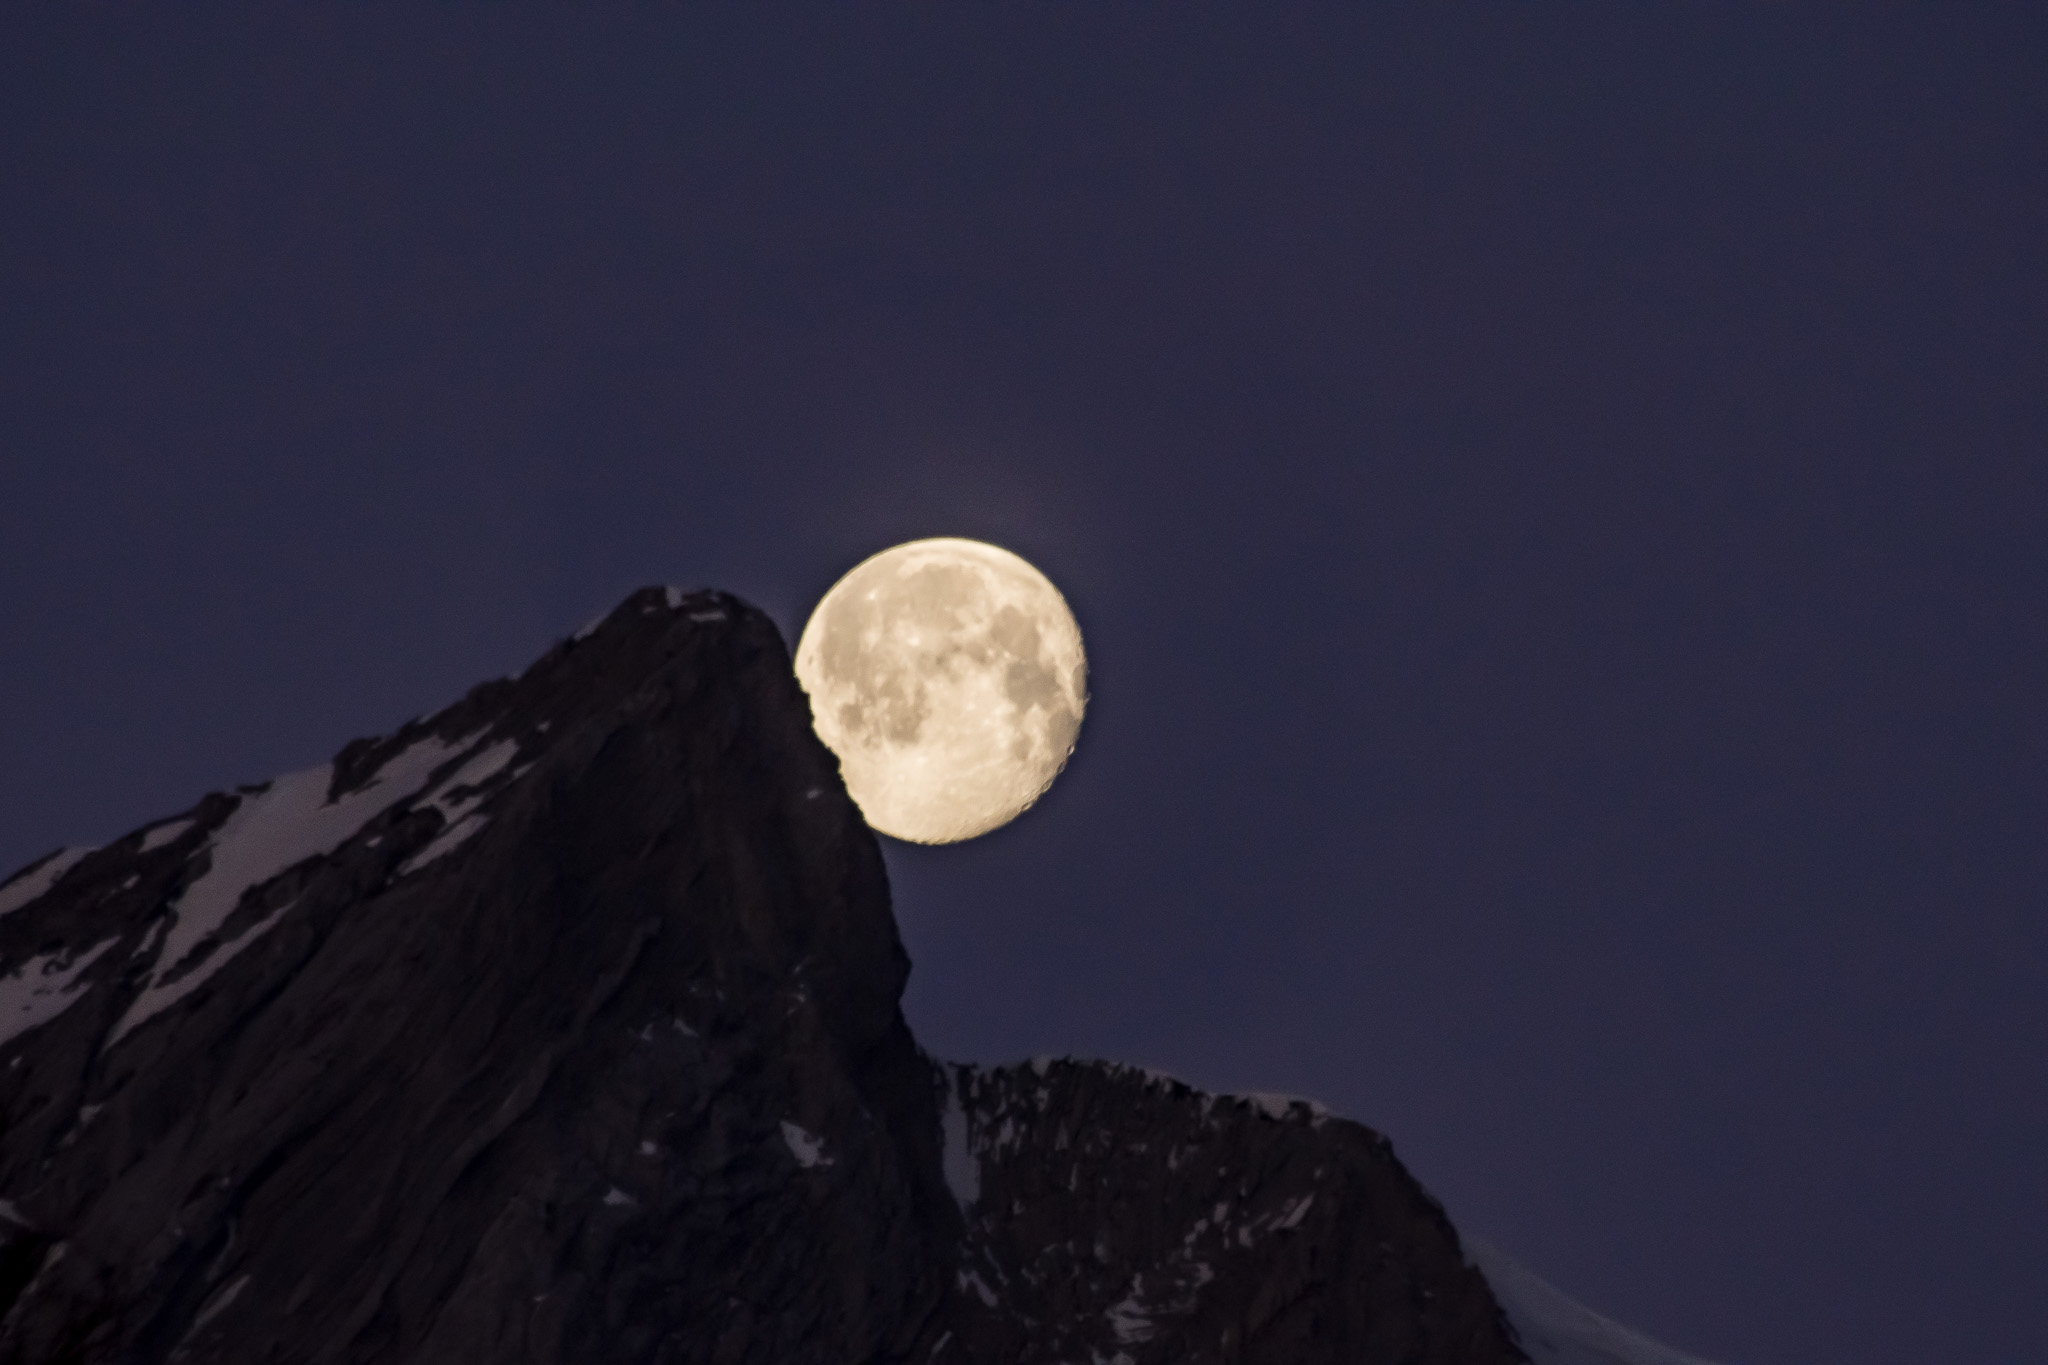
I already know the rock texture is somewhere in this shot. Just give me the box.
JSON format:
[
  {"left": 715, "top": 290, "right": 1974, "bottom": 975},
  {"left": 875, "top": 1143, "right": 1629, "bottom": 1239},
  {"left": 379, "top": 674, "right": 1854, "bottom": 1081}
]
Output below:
[
  {"left": 937, "top": 1063, "right": 1518, "bottom": 1363},
  {"left": 0, "top": 587, "right": 1525, "bottom": 1365}
]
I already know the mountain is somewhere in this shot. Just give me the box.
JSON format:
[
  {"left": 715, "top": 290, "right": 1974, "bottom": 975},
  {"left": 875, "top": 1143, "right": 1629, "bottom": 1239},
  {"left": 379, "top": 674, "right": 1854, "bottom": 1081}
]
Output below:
[
  {"left": 0, "top": 586, "right": 1704, "bottom": 1364},
  {"left": 1464, "top": 1243, "right": 1720, "bottom": 1365}
]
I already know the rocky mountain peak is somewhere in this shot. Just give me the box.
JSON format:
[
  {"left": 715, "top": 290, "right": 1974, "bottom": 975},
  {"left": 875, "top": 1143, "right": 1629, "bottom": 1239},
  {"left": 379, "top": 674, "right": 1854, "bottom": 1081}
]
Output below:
[{"left": 0, "top": 586, "right": 1529, "bottom": 1364}]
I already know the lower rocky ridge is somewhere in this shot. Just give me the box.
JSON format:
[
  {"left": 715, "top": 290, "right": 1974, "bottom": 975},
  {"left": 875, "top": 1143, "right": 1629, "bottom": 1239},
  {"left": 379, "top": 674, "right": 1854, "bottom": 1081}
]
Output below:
[
  {"left": 925, "top": 1059, "right": 1518, "bottom": 1365},
  {"left": 0, "top": 586, "right": 1525, "bottom": 1365}
]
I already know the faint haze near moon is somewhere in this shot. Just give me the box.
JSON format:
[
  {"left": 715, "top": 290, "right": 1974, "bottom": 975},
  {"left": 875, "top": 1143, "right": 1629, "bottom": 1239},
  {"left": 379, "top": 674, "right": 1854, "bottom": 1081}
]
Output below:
[{"left": 795, "top": 539, "right": 1087, "bottom": 845}]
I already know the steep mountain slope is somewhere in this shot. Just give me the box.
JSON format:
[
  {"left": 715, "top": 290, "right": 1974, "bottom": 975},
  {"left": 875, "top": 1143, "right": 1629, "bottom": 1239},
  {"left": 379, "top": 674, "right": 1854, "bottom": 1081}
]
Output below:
[
  {"left": 0, "top": 586, "right": 1528, "bottom": 1363},
  {"left": 1464, "top": 1241, "right": 1721, "bottom": 1365},
  {"left": 935, "top": 1060, "right": 1514, "bottom": 1362}
]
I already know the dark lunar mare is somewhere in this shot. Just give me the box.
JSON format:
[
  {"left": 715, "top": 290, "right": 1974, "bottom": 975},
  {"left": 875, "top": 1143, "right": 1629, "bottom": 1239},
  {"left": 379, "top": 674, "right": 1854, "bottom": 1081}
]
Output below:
[{"left": 0, "top": 588, "right": 1523, "bottom": 1364}]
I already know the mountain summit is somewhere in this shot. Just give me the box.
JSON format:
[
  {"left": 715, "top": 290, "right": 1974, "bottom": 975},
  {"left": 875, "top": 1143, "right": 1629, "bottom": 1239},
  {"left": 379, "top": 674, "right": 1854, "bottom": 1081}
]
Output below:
[{"left": 0, "top": 587, "right": 1683, "bottom": 1364}]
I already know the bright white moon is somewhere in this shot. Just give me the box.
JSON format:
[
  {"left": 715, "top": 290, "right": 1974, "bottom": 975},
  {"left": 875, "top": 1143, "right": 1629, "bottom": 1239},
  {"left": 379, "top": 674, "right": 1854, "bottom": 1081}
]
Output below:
[{"left": 794, "top": 538, "right": 1087, "bottom": 844}]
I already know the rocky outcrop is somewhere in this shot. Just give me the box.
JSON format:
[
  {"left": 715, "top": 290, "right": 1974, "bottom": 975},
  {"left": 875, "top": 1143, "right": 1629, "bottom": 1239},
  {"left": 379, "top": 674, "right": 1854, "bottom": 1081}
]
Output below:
[
  {"left": 0, "top": 587, "right": 1524, "bottom": 1364},
  {"left": 937, "top": 1061, "right": 1516, "bottom": 1363}
]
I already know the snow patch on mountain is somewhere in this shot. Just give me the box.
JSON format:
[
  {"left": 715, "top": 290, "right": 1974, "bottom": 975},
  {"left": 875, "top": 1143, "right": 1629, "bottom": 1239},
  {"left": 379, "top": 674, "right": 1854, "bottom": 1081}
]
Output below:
[
  {"left": 780, "top": 1120, "right": 833, "bottom": 1169},
  {"left": 1237, "top": 1091, "right": 1329, "bottom": 1123},
  {"left": 0, "top": 936, "right": 121, "bottom": 1046},
  {"left": 940, "top": 1069, "right": 980, "bottom": 1210},
  {"left": 1467, "top": 1237, "right": 1721, "bottom": 1365},
  {"left": 1105, "top": 1285, "right": 1154, "bottom": 1344},
  {"left": 0, "top": 847, "right": 96, "bottom": 919},
  {"left": 139, "top": 819, "right": 195, "bottom": 853},
  {"left": 419, "top": 740, "right": 519, "bottom": 820},
  {"left": 399, "top": 814, "right": 489, "bottom": 876},
  {"left": 114, "top": 898, "right": 300, "bottom": 1045},
  {"left": 109, "top": 730, "right": 479, "bottom": 1045},
  {"left": 394, "top": 737, "right": 526, "bottom": 878}
]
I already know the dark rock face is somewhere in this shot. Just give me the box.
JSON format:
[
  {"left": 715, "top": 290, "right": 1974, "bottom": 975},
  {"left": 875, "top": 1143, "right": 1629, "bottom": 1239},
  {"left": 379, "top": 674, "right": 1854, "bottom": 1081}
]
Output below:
[
  {"left": 936, "top": 1063, "right": 1516, "bottom": 1364},
  {"left": 0, "top": 587, "right": 1524, "bottom": 1365}
]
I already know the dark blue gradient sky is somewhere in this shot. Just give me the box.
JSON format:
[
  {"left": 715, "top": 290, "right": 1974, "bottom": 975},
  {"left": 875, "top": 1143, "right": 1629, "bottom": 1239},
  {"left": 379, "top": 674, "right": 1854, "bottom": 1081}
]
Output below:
[{"left": 4, "top": 10, "right": 2044, "bottom": 1363}]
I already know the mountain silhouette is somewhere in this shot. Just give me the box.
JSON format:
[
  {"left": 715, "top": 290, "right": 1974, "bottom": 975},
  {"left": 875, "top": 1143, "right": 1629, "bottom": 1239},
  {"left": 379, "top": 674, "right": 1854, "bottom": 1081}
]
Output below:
[{"left": 0, "top": 586, "right": 1699, "bottom": 1364}]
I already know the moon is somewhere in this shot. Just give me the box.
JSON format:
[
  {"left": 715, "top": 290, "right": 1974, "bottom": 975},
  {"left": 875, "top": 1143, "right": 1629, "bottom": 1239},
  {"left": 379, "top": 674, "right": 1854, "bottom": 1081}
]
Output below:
[{"left": 794, "top": 538, "right": 1088, "bottom": 844}]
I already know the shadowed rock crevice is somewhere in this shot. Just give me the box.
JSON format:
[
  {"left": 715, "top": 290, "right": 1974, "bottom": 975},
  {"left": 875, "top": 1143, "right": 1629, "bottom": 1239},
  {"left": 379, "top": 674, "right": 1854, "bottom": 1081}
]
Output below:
[{"left": 0, "top": 586, "right": 1523, "bottom": 1365}]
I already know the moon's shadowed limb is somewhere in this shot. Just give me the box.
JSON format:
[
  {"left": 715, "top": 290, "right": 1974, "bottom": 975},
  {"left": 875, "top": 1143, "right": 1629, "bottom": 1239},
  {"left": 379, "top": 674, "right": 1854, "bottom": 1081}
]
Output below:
[{"left": 795, "top": 538, "right": 1087, "bottom": 844}]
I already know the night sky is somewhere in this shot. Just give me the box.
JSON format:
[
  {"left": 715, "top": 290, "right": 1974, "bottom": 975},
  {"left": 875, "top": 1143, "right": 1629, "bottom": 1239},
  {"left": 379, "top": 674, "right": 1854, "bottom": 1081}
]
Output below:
[{"left": 4, "top": 10, "right": 2043, "bottom": 1364}]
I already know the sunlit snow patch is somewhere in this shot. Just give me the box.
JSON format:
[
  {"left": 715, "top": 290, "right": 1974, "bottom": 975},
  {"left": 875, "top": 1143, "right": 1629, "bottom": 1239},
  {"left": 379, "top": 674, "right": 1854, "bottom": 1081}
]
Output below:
[
  {"left": 0, "top": 848, "right": 96, "bottom": 919},
  {"left": 398, "top": 813, "right": 489, "bottom": 876},
  {"left": 420, "top": 740, "right": 518, "bottom": 818},
  {"left": 940, "top": 1070, "right": 980, "bottom": 1209},
  {"left": 955, "top": 1269, "right": 997, "bottom": 1307},
  {"left": 395, "top": 737, "right": 522, "bottom": 877},
  {"left": 138, "top": 819, "right": 195, "bottom": 853},
  {"left": 109, "top": 731, "right": 475, "bottom": 1045},
  {"left": 0, "top": 937, "right": 121, "bottom": 1047},
  {"left": 1237, "top": 1091, "right": 1329, "bottom": 1123},
  {"left": 189, "top": 1273, "right": 249, "bottom": 1334},
  {"left": 1106, "top": 1285, "right": 1155, "bottom": 1344},
  {"left": 780, "top": 1120, "right": 834, "bottom": 1169},
  {"left": 1467, "top": 1238, "right": 1722, "bottom": 1365}
]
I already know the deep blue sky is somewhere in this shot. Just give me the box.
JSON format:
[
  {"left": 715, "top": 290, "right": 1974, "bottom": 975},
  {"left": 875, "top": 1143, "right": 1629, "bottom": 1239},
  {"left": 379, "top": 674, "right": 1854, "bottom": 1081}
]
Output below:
[{"left": 4, "top": 9, "right": 2043, "bottom": 1363}]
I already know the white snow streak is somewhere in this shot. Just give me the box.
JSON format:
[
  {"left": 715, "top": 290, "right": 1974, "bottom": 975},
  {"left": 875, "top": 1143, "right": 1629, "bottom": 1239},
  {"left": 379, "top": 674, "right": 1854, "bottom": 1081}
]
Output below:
[
  {"left": 780, "top": 1120, "right": 834, "bottom": 1169},
  {"left": 139, "top": 819, "right": 195, "bottom": 853},
  {"left": 1467, "top": 1238, "right": 1723, "bottom": 1365},
  {"left": 395, "top": 737, "right": 521, "bottom": 878},
  {"left": 1106, "top": 1290, "right": 1154, "bottom": 1344},
  {"left": 1276, "top": 1193, "right": 1315, "bottom": 1229},
  {"left": 109, "top": 732, "right": 471, "bottom": 1045},
  {"left": 112, "top": 900, "right": 297, "bottom": 1046},
  {"left": 1240, "top": 1091, "right": 1327, "bottom": 1121},
  {"left": 956, "top": 1269, "right": 997, "bottom": 1307},
  {"left": 0, "top": 937, "right": 120, "bottom": 1047},
  {"left": 190, "top": 1274, "right": 249, "bottom": 1333},
  {"left": 940, "top": 1073, "right": 979, "bottom": 1210},
  {"left": 0, "top": 848, "right": 95, "bottom": 919},
  {"left": 421, "top": 741, "right": 518, "bottom": 818},
  {"left": 130, "top": 918, "right": 167, "bottom": 962},
  {"left": 398, "top": 813, "right": 489, "bottom": 876}
]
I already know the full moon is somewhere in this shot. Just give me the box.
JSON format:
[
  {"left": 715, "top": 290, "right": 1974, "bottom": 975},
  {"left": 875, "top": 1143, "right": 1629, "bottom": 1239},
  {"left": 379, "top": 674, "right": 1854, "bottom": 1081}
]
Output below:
[{"left": 794, "top": 538, "right": 1088, "bottom": 844}]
